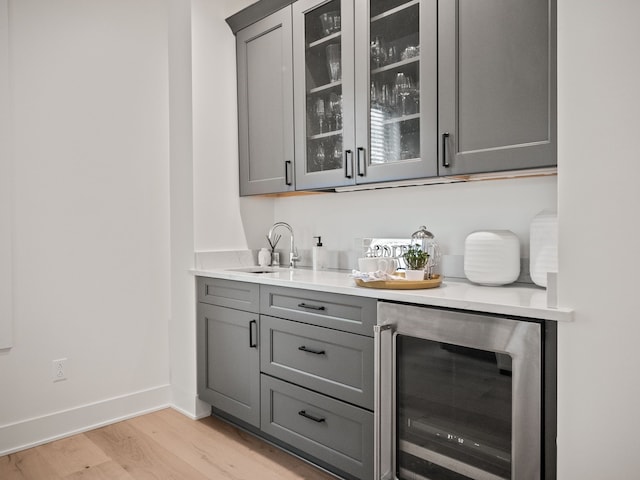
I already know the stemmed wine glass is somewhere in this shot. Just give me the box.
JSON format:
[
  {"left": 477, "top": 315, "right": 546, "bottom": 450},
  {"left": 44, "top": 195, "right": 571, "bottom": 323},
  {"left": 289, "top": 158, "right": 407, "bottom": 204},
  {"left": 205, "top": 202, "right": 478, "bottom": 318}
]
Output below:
[
  {"left": 395, "top": 72, "right": 412, "bottom": 116},
  {"left": 316, "top": 142, "right": 326, "bottom": 171},
  {"left": 332, "top": 139, "right": 342, "bottom": 169},
  {"left": 314, "top": 98, "right": 325, "bottom": 134},
  {"left": 328, "top": 92, "right": 342, "bottom": 130}
]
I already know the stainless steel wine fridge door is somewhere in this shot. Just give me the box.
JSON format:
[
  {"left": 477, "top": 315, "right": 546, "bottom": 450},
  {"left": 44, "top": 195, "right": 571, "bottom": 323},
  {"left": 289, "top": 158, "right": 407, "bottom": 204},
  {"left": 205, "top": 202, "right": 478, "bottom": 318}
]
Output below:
[{"left": 375, "top": 303, "right": 542, "bottom": 480}]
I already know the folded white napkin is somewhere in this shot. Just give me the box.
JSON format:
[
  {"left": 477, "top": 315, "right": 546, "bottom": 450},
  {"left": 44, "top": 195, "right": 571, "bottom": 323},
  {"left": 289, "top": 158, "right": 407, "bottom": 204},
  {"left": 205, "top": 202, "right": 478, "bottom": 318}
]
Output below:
[{"left": 350, "top": 270, "right": 404, "bottom": 282}]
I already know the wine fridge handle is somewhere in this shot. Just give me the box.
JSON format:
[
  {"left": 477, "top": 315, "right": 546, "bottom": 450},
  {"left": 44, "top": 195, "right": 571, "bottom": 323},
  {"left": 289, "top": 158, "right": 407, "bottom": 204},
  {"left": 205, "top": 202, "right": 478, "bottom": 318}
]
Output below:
[{"left": 374, "top": 324, "right": 392, "bottom": 479}]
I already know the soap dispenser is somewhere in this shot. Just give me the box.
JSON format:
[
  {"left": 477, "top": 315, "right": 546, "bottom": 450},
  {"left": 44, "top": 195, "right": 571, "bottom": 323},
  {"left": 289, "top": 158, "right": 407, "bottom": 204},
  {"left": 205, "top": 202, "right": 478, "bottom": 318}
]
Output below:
[{"left": 312, "top": 236, "right": 326, "bottom": 270}]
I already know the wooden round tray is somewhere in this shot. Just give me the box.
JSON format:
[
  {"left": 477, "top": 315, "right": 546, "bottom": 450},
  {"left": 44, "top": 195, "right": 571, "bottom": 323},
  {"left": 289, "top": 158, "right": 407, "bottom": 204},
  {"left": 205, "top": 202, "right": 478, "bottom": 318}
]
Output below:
[{"left": 354, "top": 274, "right": 442, "bottom": 290}]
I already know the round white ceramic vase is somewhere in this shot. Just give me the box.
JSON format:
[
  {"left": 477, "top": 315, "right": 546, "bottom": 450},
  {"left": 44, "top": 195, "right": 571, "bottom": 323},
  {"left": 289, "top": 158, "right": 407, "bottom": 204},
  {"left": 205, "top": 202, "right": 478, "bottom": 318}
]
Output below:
[{"left": 464, "top": 230, "right": 521, "bottom": 286}]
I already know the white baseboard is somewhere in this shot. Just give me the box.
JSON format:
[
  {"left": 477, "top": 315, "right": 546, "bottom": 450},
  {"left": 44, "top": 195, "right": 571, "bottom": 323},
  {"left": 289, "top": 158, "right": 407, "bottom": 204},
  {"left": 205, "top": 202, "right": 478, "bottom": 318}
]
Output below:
[
  {"left": 170, "top": 385, "right": 211, "bottom": 420},
  {"left": 0, "top": 384, "right": 172, "bottom": 456}
]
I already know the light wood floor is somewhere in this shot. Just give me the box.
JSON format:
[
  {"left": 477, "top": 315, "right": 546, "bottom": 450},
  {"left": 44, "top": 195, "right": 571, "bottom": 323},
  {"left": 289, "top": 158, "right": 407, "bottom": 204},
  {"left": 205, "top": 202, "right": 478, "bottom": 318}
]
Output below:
[{"left": 0, "top": 408, "right": 337, "bottom": 479}]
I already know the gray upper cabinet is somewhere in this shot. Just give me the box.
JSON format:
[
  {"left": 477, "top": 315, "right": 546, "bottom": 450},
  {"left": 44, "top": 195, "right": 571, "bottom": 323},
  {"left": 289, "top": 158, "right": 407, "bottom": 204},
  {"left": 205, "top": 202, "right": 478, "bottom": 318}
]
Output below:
[
  {"left": 230, "top": 0, "right": 555, "bottom": 193},
  {"left": 237, "top": 7, "right": 295, "bottom": 195},
  {"left": 294, "top": 0, "right": 438, "bottom": 190},
  {"left": 438, "top": 0, "right": 556, "bottom": 175}
]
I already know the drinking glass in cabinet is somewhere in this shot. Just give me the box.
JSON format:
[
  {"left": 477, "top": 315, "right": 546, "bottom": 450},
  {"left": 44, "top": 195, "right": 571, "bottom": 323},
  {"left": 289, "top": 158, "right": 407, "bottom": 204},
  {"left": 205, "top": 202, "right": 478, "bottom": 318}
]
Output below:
[
  {"left": 319, "top": 11, "right": 340, "bottom": 36},
  {"left": 315, "top": 142, "right": 326, "bottom": 170},
  {"left": 401, "top": 44, "right": 420, "bottom": 60},
  {"left": 332, "top": 138, "right": 342, "bottom": 167},
  {"left": 328, "top": 92, "right": 342, "bottom": 130},
  {"left": 395, "top": 72, "right": 412, "bottom": 116},
  {"left": 326, "top": 44, "right": 341, "bottom": 83},
  {"left": 371, "top": 36, "right": 387, "bottom": 69},
  {"left": 314, "top": 97, "right": 326, "bottom": 134}
]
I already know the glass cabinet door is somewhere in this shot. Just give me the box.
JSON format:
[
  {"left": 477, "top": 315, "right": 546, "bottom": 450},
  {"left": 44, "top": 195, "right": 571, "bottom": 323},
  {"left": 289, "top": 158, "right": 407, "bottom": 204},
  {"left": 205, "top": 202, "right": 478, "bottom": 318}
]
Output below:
[
  {"left": 294, "top": 0, "right": 436, "bottom": 190},
  {"left": 354, "top": 0, "right": 437, "bottom": 184},
  {"left": 294, "top": 0, "right": 355, "bottom": 190}
]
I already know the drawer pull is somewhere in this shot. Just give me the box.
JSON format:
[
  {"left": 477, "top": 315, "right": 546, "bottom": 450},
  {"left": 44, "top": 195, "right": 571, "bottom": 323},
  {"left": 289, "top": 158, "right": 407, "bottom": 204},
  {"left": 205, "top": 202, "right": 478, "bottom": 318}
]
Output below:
[
  {"left": 298, "top": 410, "right": 326, "bottom": 423},
  {"left": 298, "top": 345, "right": 326, "bottom": 355},
  {"left": 297, "top": 302, "right": 326, "bottom": 311},
  {"left": 249, "top": 320, "right": 257, "bottom": 348}
]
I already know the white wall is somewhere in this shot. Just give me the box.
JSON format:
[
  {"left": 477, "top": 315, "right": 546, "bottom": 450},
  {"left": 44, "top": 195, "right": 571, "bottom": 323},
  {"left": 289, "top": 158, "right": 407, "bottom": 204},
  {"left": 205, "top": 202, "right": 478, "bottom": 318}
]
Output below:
[
  {"left": 557, "top": 1, "right": 640, "bottom": 478},
  {"left": 167, "top": 0, "right": 202, "bottom": 418},
  {"left": 270, "top": 176, "right": 557, "bottom": 271},
  {"left": 0, "top": 0, "right": 172, "bottom": 454},
  {"left": 191, "top": 0, "right": 272, "bottom": 253},
  {"left": 0, "top": 0, "right": 12, "bottom": 349}
]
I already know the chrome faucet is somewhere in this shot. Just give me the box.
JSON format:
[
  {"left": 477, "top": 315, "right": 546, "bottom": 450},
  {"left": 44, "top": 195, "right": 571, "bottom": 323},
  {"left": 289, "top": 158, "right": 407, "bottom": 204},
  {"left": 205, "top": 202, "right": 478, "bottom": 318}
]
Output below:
[{"left": 268, "top": 222, "right": 299, "bottom": 268}]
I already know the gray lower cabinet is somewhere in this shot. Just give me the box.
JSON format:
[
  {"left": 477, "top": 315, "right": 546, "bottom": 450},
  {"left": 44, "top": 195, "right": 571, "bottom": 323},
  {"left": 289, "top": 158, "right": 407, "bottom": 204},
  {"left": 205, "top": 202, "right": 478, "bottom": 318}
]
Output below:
[
  {"left": 236, "top": 6, "right": 295, "bottom": 195},
  {"left": 438, "top": 0, "right": 556, "bottom": 175},
  {"left": 197, "top": 278, "right": 260, "bottom": 428},
  {"left": 197, "top": 277, "right": 376, "bottom": 479},
  {"left": 259, "top": 285, "right": 376, "bottom": 479},
  {"left": 261, "top": 375, "right": 374, "bottom": 480}
]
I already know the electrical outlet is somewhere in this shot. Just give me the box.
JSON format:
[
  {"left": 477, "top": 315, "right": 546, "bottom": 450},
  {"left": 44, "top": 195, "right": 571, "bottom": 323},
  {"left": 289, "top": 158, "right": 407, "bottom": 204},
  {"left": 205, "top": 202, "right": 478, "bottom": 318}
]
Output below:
[{"left": 52, "top": 358, "right": 67, "bottom": 382}]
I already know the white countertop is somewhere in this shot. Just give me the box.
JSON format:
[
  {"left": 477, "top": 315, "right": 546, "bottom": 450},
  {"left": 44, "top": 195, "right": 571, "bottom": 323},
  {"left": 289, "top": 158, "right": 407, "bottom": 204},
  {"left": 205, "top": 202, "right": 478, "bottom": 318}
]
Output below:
[{"left": 191, "top": 267, "right": 572, "bottom": 322}]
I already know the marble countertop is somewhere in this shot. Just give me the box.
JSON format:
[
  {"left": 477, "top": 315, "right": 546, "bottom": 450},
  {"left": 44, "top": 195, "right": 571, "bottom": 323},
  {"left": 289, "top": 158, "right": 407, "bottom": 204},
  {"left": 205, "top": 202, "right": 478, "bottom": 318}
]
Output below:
[{"left": 191, "top": 266, "right": 572, "bottom": 322}]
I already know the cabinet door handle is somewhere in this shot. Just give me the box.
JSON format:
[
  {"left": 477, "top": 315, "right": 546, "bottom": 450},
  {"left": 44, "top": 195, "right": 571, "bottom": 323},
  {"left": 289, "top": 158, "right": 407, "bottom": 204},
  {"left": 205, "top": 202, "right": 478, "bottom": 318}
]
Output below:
[
  {"left": 442, "top": 132, "right": 451, "bottom": 168},
  {"left": 345, "top": 150, "right": 353, "bottom": 178},
  {"left": 298, "top": 410, "right": 326, "bottom": 423},
  {"left": 284, "top": 160, "right": 292, "bottom": 186},
  {"left": 249, "top": 320, "right": 257, "bottom": 348},
  {"left": 357, "top": 147, "right": 366, "bottom": 177},
  {"left": 298, "top": 345, "right": 326, "bottom": 355},
  {"left": 297, "top": 302, "right": 326, "bottom": 311}
]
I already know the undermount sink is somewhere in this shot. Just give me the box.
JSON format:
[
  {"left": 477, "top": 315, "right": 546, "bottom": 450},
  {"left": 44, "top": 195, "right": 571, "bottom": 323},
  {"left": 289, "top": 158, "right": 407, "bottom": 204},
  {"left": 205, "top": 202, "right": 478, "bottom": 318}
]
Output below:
[{"left": 225, "top": 266, "right": 280, "bottom": 274}]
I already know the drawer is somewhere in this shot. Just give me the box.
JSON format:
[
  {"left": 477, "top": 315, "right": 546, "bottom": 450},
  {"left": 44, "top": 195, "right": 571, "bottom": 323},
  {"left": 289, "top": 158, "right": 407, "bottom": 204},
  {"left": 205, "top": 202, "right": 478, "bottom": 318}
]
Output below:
[
  {"left": 260, "top": 285, "right": 376, "bottom": 336},
  {"left": 261, "top": 375, "right": 373, "bottom": 480},
  {"left": 261, "top": 315, "right": 373, "bottom": 409},
  {"left": 197, "top": 277, "right": 259, "bottom": 312}
]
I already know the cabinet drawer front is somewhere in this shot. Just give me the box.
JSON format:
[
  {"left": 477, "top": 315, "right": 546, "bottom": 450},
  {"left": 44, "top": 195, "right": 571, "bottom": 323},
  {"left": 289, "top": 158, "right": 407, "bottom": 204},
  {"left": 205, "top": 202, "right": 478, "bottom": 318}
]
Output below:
[
  {"left": 261, "top": 315, "right": 373, "bottom": 409},
  {"left": 261, "top": 375, "right": 373, "bottom": 480},
  {"left": 260, "top": 286, "right": 376, "bottom": 336},
  {"left": 197, "top": 277, "right": 259, "bottom": 312}
]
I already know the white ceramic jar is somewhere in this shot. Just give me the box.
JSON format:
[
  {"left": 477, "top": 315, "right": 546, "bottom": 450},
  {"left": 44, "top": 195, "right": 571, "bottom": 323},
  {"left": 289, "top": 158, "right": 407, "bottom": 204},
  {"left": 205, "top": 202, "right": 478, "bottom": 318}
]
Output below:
[
  {"left": 464, "top": 230, "right": 521, "bottom": 286},
  {"left": 529, "top": 210, "right": 558, "bottom": 287}
]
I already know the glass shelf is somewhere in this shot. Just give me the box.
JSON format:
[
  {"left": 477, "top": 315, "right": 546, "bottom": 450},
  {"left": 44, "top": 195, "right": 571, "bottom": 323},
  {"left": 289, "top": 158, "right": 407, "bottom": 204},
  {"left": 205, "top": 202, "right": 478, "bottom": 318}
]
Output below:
[
  {"left": 382, "top": 113, "right": 420, "bottom": 125},
  {"left": 309, "top": 80, "right": 342, "bottom": 95},
  {"left": 308, "top": 31, "right": 341, "bottom": 49},
  {"left": 308, "top": 129, "right": 343, "bottom": 141},
  {"left": 371, "top": 0, "right": 419, "bottom": 22},
  {"left": 371, "top": 56, "right": 419, "bottom": 76}
]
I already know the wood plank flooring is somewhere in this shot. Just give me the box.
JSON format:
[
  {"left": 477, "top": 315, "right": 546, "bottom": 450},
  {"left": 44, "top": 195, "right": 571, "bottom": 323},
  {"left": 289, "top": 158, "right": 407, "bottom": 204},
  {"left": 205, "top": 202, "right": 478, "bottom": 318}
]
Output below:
[{"left": 0, "top": 408, "right": 337, "bottom": 479}]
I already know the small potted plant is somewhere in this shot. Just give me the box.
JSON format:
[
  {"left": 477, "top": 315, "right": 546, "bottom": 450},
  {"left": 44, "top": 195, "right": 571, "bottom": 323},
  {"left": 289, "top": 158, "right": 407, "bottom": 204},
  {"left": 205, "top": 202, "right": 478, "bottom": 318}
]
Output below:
[{"left": 403, "top": 244, "right": 429, "bottom": 280}]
